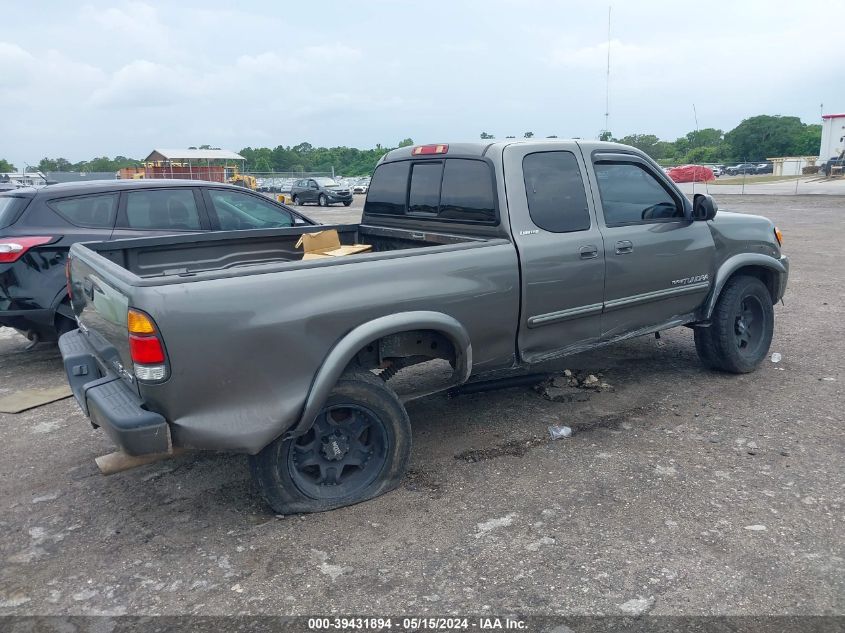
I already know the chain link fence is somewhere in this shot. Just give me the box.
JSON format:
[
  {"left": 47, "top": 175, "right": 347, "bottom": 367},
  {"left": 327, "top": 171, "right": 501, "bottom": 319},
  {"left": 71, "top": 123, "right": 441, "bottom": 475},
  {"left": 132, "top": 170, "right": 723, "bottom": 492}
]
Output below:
[{"left": 668, "top": 157, "right": 842, "bottom": 195}]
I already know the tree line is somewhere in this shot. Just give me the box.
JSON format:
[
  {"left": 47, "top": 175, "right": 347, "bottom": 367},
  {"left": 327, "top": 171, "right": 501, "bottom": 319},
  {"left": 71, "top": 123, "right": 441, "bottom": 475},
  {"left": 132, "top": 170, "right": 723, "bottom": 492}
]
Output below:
[
  {"left": 486, "top": 115, "right": 821, "bottom": 165},
  {"left": 0, "top": 115, "right": 822, "bottom": 178}
]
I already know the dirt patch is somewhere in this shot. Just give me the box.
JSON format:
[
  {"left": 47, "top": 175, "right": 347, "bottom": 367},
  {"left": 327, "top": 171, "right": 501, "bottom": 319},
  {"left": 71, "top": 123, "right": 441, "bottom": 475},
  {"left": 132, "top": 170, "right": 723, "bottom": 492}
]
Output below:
[
  {"left": 454, "top": 436, "right": 548, "bottom": 462},
  {"left": 403, "top": 469, "right": 443, "bottom": 493},
  {"left": 455, "top": 403, "right": 662, "bottom": 463}
]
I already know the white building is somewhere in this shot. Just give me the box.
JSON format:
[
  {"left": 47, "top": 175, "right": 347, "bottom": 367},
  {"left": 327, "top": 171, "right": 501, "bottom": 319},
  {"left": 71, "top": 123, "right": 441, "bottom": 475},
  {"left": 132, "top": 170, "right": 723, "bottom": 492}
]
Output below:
[{"left": 820, "top": 113, "right": 845, "bottom": 160}]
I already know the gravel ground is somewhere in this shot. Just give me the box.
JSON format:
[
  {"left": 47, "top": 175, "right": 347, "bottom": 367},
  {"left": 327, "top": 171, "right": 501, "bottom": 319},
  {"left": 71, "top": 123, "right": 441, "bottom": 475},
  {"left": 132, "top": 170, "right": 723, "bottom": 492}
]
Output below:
[{"left": 0, "top": 195, "right": 842, "bottom": 618}]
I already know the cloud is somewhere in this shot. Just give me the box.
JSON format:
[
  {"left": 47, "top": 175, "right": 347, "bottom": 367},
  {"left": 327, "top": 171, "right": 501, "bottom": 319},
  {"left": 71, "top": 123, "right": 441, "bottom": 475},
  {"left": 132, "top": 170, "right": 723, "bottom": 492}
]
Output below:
[
  {"left": 548, "top": 39, "right": 660, "bottom": 70},
  {"left": 88, "top": 60, "right": 201, "bottom": 108}
]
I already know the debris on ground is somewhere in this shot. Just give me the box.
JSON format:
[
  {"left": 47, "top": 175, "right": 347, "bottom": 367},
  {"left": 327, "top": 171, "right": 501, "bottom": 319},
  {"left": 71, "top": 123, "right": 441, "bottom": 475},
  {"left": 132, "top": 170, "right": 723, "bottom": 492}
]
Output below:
[
  {"left": 771, "top": 352, "right": 782, "bottom": 363},
  {"left": 535, "top": 369, "right": 612, "bottom": 401},
  {"left": 548, "top": 424, "right": 573, "bottom": 440}
]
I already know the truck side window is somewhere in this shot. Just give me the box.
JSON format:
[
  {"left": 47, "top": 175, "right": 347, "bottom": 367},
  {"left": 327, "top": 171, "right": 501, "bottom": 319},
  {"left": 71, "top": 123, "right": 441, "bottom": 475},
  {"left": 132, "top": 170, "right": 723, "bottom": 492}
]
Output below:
[
  {"left": 522, "top": 152, "right": 590, "bottom": 233},
  {"left": 408, "top": 162, "right": 442, "bottom": 214},
  {"left": 439, "top": 159, "right": 496, "bottom": 222},
  {"left": 594, "top": 162, "right": 683, "bottom": 226},
  {"left": 365, "top": 161, "right": 410, "bottom": 215}
]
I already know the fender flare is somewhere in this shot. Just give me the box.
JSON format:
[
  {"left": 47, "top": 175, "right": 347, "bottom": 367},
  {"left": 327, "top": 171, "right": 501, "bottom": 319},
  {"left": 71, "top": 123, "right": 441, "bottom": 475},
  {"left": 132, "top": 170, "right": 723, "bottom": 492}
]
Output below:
[
  {"left": 704, "top": 253, "right": 787, "bottom": 318},
  {"left": 287, "top": 311, "right": 473, "bottom": 438}
]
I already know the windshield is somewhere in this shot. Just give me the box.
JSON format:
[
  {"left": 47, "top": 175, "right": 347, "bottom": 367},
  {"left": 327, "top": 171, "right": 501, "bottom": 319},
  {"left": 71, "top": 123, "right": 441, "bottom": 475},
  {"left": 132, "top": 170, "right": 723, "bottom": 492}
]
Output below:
[
  {"left": 314, "top": 177, "right": 340, "bottom": 187},
  {"left": 0, "top": 196, "right": 29, "bottom": 229}
]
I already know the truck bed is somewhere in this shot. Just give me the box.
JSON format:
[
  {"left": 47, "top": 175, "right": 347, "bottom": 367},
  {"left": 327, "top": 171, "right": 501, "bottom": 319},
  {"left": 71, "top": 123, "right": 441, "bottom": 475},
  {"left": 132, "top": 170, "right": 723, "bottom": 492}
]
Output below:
[{"left": 83, "top": 224, "right": 485, "bottom": 281}]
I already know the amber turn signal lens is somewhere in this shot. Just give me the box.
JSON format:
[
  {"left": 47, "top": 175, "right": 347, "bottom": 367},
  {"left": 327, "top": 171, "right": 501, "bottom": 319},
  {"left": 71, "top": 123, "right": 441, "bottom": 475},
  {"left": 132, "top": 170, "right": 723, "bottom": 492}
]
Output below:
[
  {"left": 127, "top": 309, "right": 156, "bottom": 334},
  {"left": 774, "top": 227, "right": 783, "bottom": 246}
]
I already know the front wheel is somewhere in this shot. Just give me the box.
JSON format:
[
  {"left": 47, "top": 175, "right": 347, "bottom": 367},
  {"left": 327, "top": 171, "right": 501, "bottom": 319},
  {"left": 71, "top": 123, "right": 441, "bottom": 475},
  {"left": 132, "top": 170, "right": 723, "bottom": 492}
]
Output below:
[
  {"left": 292, "top": 195, "right": 301, "bottom": 206},
  {"left": 249, "top": 369, "right": 412, "bottom": 514},
  {"left": 343, "top": 200, "right": 352, "bottom": 207},
  {"left": 318, "top": 194, "right": 328, "bottom": 207},
  {"left": 694, "top": 275, "right": 774, "bottom": 373}
]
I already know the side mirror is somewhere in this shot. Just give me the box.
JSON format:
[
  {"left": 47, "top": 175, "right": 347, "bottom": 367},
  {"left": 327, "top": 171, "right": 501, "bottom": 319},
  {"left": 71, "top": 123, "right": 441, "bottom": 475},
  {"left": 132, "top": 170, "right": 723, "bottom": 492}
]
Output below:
[{"left": 692, "top": 194, "right": 718, "bottom": 221}]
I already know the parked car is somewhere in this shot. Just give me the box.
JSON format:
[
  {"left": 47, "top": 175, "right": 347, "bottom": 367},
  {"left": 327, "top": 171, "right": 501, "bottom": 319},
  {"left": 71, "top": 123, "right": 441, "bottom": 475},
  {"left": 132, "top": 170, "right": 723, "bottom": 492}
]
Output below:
[
  {"left": 709, "top": 165, "right": 723, "bottom": 177},
  {"left": 822, "top": 154, "right": 845, "bottom": 177},
  {"left": 352, "top": 181, "right": 369, "bottom": 194},
  {"left": 754, "top": 163, "right": 773, "bottom": 175},
  {"left": 725, "top": 163, "right": 758, "bottom": 176},
  {"left": 0, "top": 180, "right": 315, "bottom": 344},
  {"left": 62, "top": 140, "right": 788, "bottom": 514},
  {"left": 666, "top": 165, "right": 715, "bottom": 183},
  {"left": 290, "top": 177, "right": 353, "bottom": 207}
]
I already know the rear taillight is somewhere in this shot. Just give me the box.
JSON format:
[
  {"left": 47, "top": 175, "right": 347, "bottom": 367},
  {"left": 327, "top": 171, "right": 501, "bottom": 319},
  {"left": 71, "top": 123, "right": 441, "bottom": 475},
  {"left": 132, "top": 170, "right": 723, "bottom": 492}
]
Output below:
[
  {"left": 127, "top": 308, "right": 168, "bottom": 381},
  {"left": 0, "top": 236, "right": 54, "bottom": 263}
]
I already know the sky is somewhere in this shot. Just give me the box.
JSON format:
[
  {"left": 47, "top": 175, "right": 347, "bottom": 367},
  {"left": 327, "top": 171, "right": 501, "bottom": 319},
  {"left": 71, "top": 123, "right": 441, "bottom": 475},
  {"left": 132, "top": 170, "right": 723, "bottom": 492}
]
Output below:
[{"left": 1, "top": 0, "right": 844, "bottom": 166}]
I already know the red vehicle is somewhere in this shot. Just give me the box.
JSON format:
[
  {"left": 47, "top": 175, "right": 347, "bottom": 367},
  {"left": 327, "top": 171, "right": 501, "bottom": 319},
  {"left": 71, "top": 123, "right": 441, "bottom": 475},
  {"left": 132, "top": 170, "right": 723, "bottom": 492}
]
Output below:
[{"left": 667, "top": 165, "right": 715, "bottom": 183}]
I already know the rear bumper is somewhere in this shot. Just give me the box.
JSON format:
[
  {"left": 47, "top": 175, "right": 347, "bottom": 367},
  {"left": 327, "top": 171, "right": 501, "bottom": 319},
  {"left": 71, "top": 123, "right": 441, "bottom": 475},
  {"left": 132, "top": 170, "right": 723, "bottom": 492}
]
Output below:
[
  {"left": 0, "top": 308, "right": 54, "bottom": 332},
  {"left": 59, "top": 329, "right": 170, "bottom": 456}
]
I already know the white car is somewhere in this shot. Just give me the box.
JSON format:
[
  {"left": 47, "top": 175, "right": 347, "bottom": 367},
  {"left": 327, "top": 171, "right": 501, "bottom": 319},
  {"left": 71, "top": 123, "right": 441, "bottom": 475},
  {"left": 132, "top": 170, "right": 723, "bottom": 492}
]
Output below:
[{"left": 352, "top": 182, "right": 369, "bottom": 194}]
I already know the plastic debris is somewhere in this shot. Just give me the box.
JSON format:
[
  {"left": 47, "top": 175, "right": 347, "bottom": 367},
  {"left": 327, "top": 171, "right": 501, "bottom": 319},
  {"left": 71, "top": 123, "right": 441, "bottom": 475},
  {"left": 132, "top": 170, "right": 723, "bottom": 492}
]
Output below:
[
  {"left": 770, "top": 353, "right": 782, "bottom": 363},
  {"left": 548, "top": 424, "right": 573, "bottom": 440}
]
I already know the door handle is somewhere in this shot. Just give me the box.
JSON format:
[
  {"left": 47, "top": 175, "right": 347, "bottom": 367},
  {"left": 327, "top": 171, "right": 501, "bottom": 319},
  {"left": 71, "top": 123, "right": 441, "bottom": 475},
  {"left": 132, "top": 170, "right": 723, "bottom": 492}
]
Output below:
[
  {"left": 615, "top": 240, "right": 633, "bottom": 254},
  {"left": 579, "top": 245, "right": 598, "bottom": 259}
]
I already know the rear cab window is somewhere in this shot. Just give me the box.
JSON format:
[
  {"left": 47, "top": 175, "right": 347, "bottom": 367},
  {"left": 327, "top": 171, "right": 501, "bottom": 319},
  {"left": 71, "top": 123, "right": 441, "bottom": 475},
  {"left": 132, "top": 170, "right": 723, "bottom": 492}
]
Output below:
[
  {"left": 0, "top": 196, "right": 31, "bottom": 229},
  {"left": 522, "top": 151, "right": 590, "bottom": 232},
  {"left": 365, "top": 157, "right": 496, "bottom": 224}
]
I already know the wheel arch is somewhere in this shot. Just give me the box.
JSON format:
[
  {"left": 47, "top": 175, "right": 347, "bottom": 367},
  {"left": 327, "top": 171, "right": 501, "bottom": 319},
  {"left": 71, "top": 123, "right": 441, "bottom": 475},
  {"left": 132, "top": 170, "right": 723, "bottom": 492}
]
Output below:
[
  {"left": 704, "top": 254, "right": 786, "bottom": 319},
  {"left": 288, "top": 311, "right": 473, "bottom": 438}
]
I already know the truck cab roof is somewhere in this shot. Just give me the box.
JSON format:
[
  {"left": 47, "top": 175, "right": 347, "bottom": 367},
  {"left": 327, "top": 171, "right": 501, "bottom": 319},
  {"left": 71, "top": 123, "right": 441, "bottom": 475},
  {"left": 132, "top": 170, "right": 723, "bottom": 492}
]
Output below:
[{"left": 379, "top": 139, "right": 639, "bottom": 164}]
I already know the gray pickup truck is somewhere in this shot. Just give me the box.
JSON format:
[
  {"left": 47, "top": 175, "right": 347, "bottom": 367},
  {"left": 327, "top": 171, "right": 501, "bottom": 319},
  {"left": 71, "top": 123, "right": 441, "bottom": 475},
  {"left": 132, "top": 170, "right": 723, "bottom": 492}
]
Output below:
[{"left": 60, "top": 140, "right": 788, "bottom": 513}]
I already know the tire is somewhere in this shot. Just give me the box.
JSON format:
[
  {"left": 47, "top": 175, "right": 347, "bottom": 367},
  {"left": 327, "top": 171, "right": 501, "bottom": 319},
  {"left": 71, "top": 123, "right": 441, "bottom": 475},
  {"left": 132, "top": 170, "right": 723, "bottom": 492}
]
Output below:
[
  {"left": 318, "top": 194, "right": 328, "bottom": 207},
  {"left": 292, "top": 195, "right": 301, "bottom": 206},
  {"left": 343, "top": 201, "right": 352, "bottom": 207},
  {"left": 694, "top": 275, "right": 773, "bottom": 373},
  {"left": 249, "top": 368, "right": 412, "bottom": 514}
]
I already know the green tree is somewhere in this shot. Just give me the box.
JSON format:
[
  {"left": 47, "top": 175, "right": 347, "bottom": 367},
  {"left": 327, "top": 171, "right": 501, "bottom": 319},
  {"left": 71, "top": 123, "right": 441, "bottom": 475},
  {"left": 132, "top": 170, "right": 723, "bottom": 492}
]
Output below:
[
  {"left": 398, "top": 138, "right": 414, "bottom": 147},
  {"left": 599, "top": 130, "right": 613, "bottom": 141},
  {"left": 523, "top": 131, "right": 534, "bottom": 138},
  {"left": 0, "top": 159, "right": 15, "bottom": 172},
  {"left": 480, "top": 132, "right": 495, "bottom": 140},
  {"left": 724, "top": 115, "right": 808, "bottom": 161},
  {"left": 796, "top": 124, "right": 822, "bottom": 155},
  {"left": 615, "top": 134, "right": 665, "bottom": 159}
]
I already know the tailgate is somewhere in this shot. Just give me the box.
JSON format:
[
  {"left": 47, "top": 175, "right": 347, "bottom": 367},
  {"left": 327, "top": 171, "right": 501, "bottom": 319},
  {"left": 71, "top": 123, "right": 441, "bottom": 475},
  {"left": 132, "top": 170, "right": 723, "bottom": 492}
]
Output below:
[{"left": 69, "top": 251, "right": 137, "bottom": 393}]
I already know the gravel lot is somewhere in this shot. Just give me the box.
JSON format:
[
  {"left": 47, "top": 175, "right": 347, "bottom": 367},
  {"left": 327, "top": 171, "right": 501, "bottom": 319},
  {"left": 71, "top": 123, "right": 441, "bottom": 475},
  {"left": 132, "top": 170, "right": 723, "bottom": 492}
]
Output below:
[{"left": 0, "top": 195, "right": 842, "bottom": 618}]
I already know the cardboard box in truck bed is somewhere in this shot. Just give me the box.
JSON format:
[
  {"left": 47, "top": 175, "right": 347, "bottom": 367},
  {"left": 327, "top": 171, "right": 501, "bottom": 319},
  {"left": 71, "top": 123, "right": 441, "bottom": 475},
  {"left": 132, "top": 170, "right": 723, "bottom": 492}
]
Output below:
[{"left": 295, "top": 230, "right": 372, "bottom": 260}]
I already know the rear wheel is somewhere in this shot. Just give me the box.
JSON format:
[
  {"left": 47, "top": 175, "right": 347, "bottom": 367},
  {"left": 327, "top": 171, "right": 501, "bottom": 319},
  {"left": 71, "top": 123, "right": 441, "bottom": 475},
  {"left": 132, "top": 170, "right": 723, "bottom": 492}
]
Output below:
[
  {"left": 695, "top": 275, "right": 773, "bottom": 373},
  {"left": 249, "top": 368, "right": 411, "bottom": 514}
]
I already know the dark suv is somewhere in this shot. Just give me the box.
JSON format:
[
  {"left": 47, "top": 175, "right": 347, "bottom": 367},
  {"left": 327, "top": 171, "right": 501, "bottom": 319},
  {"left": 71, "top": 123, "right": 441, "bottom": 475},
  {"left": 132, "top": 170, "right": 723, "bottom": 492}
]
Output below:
[
  {"left": 290, "top": 177, "right": 353, "bottom": 207},
  {"left": 0, "top": 179, "right": 314, "bottom": 344}
]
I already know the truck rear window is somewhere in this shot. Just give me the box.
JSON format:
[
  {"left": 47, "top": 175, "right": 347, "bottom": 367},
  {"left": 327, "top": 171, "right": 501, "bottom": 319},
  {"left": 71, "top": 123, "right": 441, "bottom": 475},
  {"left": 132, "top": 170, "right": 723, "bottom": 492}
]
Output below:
[
  {"left": 366, "top": 158, "right": 496, "bottom": 224},
  {"left": 0, "top": 196, "right": 29, "bottom": 229}
]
